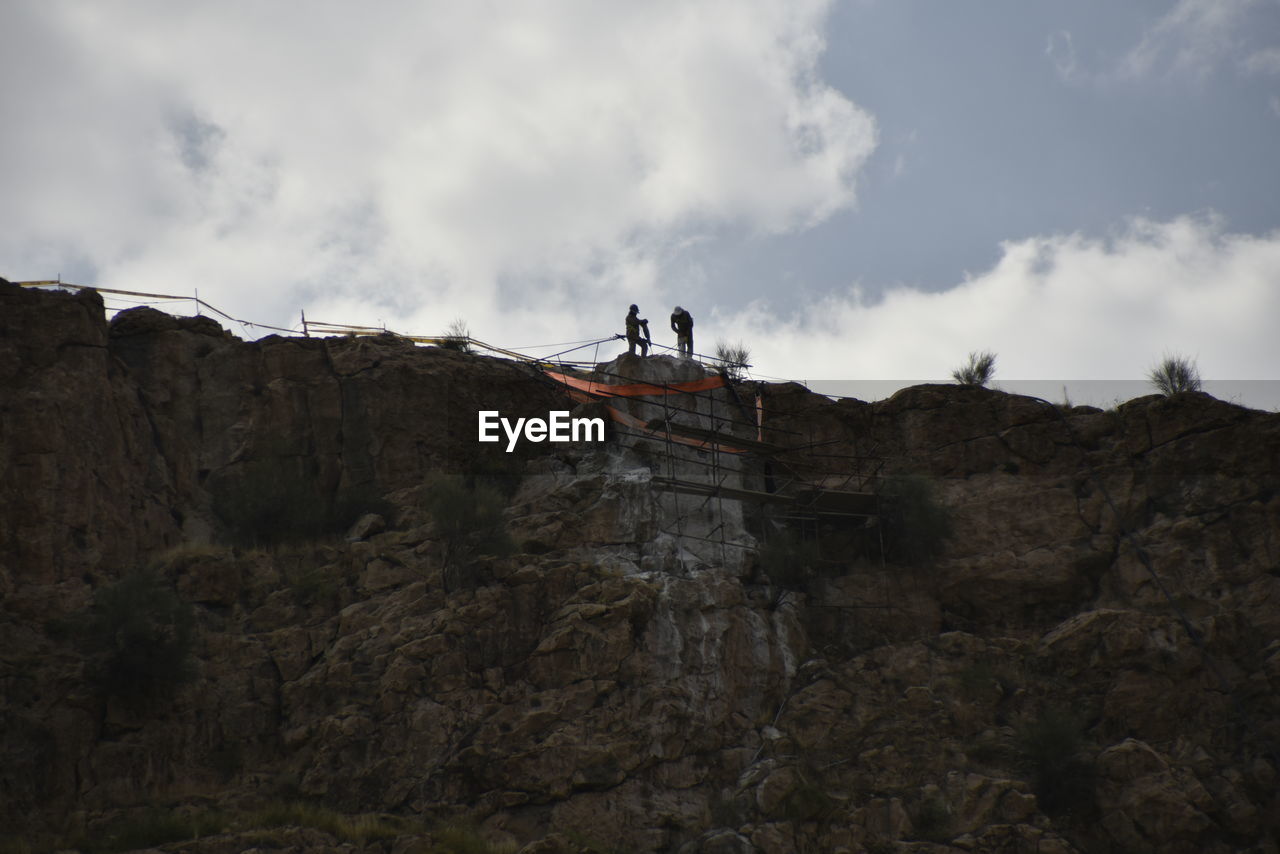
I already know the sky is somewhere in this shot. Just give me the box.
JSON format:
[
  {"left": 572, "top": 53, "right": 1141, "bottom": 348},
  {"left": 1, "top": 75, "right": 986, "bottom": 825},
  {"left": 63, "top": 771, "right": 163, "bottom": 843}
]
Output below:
[{"left": 4, "top": 1, "right": 1279, "bottom": 405}]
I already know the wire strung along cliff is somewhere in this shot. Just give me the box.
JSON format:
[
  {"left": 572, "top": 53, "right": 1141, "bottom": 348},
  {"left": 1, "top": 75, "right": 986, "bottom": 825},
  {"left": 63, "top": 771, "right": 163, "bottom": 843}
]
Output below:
[{"left": 1, "top": 277, "right": 1278, "bottom": 854}]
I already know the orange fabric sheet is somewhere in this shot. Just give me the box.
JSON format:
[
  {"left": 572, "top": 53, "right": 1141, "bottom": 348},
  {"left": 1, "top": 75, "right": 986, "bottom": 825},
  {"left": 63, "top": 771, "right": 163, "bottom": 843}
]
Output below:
[
  {"left": 543, "top": 370, "right": 725, "bottom": 398},
  {"left": 543, "top": 368, "right": 744, "bottom": 453}
]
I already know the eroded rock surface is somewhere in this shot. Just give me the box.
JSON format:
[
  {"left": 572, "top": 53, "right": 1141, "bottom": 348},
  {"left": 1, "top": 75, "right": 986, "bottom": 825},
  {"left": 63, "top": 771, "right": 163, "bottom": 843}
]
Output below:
[{"left": 2, "top": 281, "right": 1278, "bottom": 853}]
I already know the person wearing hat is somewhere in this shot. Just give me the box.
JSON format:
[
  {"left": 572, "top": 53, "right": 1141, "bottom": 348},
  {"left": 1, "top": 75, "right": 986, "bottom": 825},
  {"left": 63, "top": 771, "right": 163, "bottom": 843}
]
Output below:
[
  {"left": 625, "top": 304, "right": 651, "bottom": 357},
  {"left": 670, "top": 306, "right": 694, "bottom": 357}
]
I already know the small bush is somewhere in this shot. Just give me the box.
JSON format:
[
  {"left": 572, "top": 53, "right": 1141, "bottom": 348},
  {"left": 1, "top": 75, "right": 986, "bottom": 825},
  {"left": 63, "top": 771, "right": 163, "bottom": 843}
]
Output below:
[
  {"left": 757, "top": 529, "right": 823, "bottom": 589},
  {"left": 912, "top": 795, "right": 952, "bottom": 842},
  {"left": 952, "top": 350, "right": 997, "bottom": 387},
  {"left": 781, "top": 771, "right": 837, "bottom": 822},
  {"left": 283, "top": 562, "right": 340, "bottom": 605},
  {"left": 441, "top": 317, "right": 472, "bottom": 353},
  {"left": 422, "top": 473, "right": 515, "bottom": 575},
  {"left": 430, "top": 823, "right": 515, "bottom": 854},
  {"left": 247, "top": 801, "right": 410, "bottom": 844},
  {"left": 876, "top": 474, "right": 951, "bottom": 565},
  {"left": 466, "top": 448, "right": 527, "bottom": 499},
  {"left": 75, "top": 807, "right": 226, "bottom": 854},
  {"left": 714, "top": 339, "right": 751, "bottom": 382},
  {"left": 79, "top": 572, "right": 195, "bottom": 702},
  {"left": 1148, "top": 353, "right": 1201, "bottom": 395},
  {"left": 1017, "top": 707, "right": 1095, "bottom": 815}
]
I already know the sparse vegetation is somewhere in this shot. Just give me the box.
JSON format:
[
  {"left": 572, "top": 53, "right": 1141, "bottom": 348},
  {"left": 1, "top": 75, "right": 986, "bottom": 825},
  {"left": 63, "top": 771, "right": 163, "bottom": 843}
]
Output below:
[
  {"left": 912, "top": 794, "right": 952, "bottom": 842},
  {"left": 72, "top": 807, "right": 227, "bottom": 854},
  {"left": 283, "top": 560, "right": 341, "bottom": 605},
  {"left": 78, "top": 572, "right": 195, "bottom": 703},
  {"left": 559, "top": 831, "right": 628, "bottom": 854},
  {"left": 952, "top": 350, "right": 997, "bottom": 387},
  {"left": 62, "top": 802, "right": 428, "bottom": 854},
  {"left": 422, "top": 473, "right": 515, "bottom": 580},
  {"left": 780, "top": 769, "right": 837, "bottom": 822},
  {"left": 714, "top": 339, "right": 751, "bottom": 382},
  {"left": 876, "top": 474, "right": 952, "bottom": 565},
  {"left": 757, "top": 529, "right": 823, "bottom": 589},
  {"left": 0, "top": 837, "right": 32, "bottom": 854},
  {"left": 1148, "top": 353, "right": 1201, "bottom": 395},
  {"left": 247, "top": 801, "right": 413, "bottom": 844},
  {"left": 428, "top": 823, "right": 517, "bottom": 854},
  {"left": 1017, "top": 707, "right": 1095, "bottom": 815},
  {"left": 466, "top": 447, "right": 528, "bottom": 499},
  {"left": 441, "top": 317, "right": 472, "bottom": 353}
]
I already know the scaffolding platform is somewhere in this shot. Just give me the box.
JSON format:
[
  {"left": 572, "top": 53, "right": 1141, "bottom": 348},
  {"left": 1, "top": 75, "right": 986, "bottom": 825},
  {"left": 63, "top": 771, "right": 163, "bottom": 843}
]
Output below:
[
  {"left": 649, "top": 475, "right": 878, "bottom": 518},
  {"left": 650, "top": 475, "right": 795, "bottom": 505},
  {"left": 788, "top": 486, "right": 879, "bottom": 517},
  {"left": 643, "top": 417, "right": 784, "bottom": 455}
]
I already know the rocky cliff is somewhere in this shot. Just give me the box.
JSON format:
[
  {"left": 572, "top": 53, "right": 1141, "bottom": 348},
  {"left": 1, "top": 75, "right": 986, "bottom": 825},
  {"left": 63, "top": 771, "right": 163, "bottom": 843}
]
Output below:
[{"left": 1, "top": 279, "right": 1278, "bottom": 854}]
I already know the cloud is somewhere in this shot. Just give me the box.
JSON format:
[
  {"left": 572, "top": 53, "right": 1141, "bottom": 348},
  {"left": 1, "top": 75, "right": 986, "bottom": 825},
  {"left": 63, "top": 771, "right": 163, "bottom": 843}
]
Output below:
[
  {"left": 0, "top": 1, "right": 876, "bottom": 344},
  {"left": 718, "top": 216, "right": 1280, "bottom": 382},
  {"left": 1046, "top": 2, "right": 1278, "bottom": 92},
  {"left": 1118, "top": 0, "right": 1262, "bottom": 82},
  {"left": 1242, "top": 46, "right": 1280, "bottom": 76},
  {"left": 1045, "top": 30, "right": 1078, "bottom": 81}
]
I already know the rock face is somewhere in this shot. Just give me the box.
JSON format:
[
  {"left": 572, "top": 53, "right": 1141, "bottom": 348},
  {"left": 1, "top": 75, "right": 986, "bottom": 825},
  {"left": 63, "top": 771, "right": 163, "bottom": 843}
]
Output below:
[
  {"left": 509, "top": 353, "right": 759, "bottom": 576},
  {"left": 2, "top": 280, "right": 1278, "bottom": 853}
]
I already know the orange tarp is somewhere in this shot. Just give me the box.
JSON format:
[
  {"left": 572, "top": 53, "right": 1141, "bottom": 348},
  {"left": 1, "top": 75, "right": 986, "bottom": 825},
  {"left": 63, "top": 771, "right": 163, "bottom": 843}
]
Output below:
[
  {"left": 542, "top": 370, "right": 726, "bottom": 399},
  {"left": 542, "top": 368, "right": 745, "bottom": 453}
]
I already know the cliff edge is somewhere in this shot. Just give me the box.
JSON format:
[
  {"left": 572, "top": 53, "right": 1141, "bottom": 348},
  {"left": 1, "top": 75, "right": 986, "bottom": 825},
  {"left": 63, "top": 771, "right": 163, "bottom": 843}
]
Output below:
[{"left": 1, "top": 280, "right": 1277, "bottom": 853}]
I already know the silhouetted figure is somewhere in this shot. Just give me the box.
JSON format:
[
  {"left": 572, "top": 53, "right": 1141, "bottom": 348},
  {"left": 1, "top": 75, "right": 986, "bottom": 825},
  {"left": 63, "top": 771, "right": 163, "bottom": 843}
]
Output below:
[
  {"left": 670, "top": 306, "right": 694, "bottom": 357},
  {"left": 626, "top": 304, "right": 651, "bottom": 357}
]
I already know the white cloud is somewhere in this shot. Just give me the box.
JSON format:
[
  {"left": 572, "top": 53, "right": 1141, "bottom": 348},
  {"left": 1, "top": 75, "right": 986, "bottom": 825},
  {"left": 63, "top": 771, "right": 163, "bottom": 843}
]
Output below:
[
  {"left": 1242, "top": 46, "right": 1280, "bottom": 76},
  {"left": 719, "top": 216, "right": 1280, "bottom": 382},
  {"left": 1046, "top": 29, "right": 1078, "bottom": 81},
  {"left": 0, "top": 0, "right": 876, "bottom": 345},
  {"left": 1119, "top": 0, "right": 1261, "bottom": 81}
]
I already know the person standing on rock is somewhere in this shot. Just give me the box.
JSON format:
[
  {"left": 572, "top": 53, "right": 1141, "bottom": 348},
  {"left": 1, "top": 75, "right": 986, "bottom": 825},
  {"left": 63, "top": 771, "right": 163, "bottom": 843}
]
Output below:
[
  {"left": 670, "top": 306, "right": 694, "bottom": 358},
  {"left": 625, "top": 304, "right": 651, "bottom": 357}
]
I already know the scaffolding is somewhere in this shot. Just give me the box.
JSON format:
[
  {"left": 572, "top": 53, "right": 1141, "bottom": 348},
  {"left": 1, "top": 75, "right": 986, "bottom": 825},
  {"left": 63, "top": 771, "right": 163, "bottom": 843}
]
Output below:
[
  {"left": 15, "top": 276, "right": 886, "bottom": 568},
  {"left": 536, "top": 360, "right": 887, "bottom": 572}
]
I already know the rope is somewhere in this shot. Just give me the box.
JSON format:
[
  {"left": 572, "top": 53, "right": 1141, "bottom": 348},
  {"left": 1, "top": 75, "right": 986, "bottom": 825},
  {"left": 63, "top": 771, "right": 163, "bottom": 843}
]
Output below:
[{"left": 16, "top": 281, "right": 298, "bottom": 335}]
